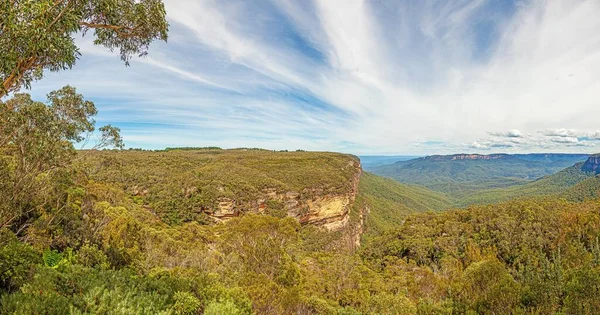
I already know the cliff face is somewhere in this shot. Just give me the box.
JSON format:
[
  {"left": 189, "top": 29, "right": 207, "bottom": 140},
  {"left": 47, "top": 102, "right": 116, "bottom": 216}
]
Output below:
[
  {"left": 581, "top": 154, "right": 600, "bottom": 174},
  {"left": 205, "top": 160, "right": 363, "bottom": 232},
  {"left": 423, "top": 154, "right": 511, "bottom": 161}
]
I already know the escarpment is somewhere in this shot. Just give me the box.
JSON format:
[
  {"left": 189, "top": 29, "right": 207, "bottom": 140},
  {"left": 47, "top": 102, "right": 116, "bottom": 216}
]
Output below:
[
  {"left": 581, "top": 154, "right": 600, "bottom": 174},
  {"left": 204, "top": 159, "right": 363, "bottom": 232},
  {"left": 84, "top": 149, "right": 366, "bottom": 233}
]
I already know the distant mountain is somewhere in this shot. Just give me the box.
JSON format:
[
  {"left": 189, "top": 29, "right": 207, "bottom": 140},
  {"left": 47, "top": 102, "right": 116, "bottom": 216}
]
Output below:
[
  {"left": 369, "top": 153, "right": 590, "bottom": 195},
  {"left": 460, "top": 155, "right": 600, "bottom": 206},
  {"left": 359, "top": 155, "right": 421, "bottom": 169},
  {"left": 581, "top": 153, "right": 600, "bottom": 174},
  {"left": 514, "top": 153, "right": 591, "bottom": 163},
  {"left": 560, "top": 175, "right": 600, "bottom": 202}
]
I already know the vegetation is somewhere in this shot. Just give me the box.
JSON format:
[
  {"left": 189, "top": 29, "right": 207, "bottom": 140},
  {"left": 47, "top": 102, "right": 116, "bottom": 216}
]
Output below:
[
  {"left": 80, "top": 149, "right": 361, "bottom": 225},
  {"left": 561, "top": 176, "right": 600, "bottom": 202},
  {"left": 3, "top": 169, "right": 600, "bottom": 314},
  {"left": 361, "top": 198, "right": 600, "bottom": 314},
  {"left": 370, "top": 154, "right": 600, "bottom": 207},
  {"left": 370, "top": 154, "right": 589, "bottom": 196},
  {"left": 4, "top": 5, "right": 600, "bottom": 313},
  {"left": 1, "top": 0, "right": 169, "bottom": 96},
  {"left": 0, "top": 87, "right": 122, "bottom": 236},
  {"left": 2, "top": 88, "right": 599, "bottom": 314},
  {"left": 356, "top": 173, "right": 451, "bottom": 236},
  {"left": 458, "top": 162, "right": 596, "bottom": 206}
]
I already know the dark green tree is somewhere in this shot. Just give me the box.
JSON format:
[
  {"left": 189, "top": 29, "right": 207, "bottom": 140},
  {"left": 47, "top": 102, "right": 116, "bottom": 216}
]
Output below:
[
  {"left": 0, "top": 0, "right": 169, "bottom": 97},
  {"left": 0, "top": 86, "right": 122, "bottom": 233}
]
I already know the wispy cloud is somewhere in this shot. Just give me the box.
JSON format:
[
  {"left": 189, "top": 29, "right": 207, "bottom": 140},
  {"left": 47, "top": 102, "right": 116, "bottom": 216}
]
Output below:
[{"left": 28, "top": 0, "right": 600, "bottom": 154}]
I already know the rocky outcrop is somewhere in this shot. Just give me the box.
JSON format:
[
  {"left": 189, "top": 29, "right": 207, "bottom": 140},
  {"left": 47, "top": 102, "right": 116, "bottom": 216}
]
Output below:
[
  {"left": 582, "top": 154, "right": 600, "bottom": 174},
  {"left": 204, "top": 159, "right": 363, "bottom": 232},
  {"left": 298, "top": 162, "right": 361, "bottom": 231},
  {"left": 423, "top": 154, "right": 511, "bottom": 161}
]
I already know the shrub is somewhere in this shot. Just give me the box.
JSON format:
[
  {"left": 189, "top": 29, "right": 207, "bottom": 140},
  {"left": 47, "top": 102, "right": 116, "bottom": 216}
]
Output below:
[{"left": 173, "top": 291, "right": 202, "bottom": 315}]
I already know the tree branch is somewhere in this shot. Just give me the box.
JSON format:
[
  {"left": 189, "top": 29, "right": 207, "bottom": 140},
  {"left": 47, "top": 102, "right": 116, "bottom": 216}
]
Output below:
[{"left": 78, "top": 22, "right": 143, "bottom": 39}]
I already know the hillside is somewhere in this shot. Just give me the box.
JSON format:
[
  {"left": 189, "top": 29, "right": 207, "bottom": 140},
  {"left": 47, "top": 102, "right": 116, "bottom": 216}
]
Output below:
[
  {"left": 561, "top": 176, "right": 600, "bottom": 202},
  {"left": 355, "top": 172, "right": 451, "bottom": 236},
  {"left": 3, "top": 147, "right": 600, "bottom": 314},
  {"left": 81, "top": 149, "right": 448, "bottom": 239},
  {"left": 459, "top": 157, "right": 600, "bottom": 206},
  {"left": 370, "top": 153, "right": 590, "bottom": 195},
  {"left": 83, "top": 149, "right": 362, "bottom": 228}
]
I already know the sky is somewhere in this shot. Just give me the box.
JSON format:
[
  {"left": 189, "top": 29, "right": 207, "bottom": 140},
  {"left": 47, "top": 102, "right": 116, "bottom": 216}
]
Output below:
[{"left": 30, "top": 0, "right": 600, "bottom": 155}]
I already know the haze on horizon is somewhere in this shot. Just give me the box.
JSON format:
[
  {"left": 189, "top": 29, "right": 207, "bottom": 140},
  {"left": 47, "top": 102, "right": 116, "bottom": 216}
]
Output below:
[{"left": 30, "top": 0, "right": 600, "bottom": 155}]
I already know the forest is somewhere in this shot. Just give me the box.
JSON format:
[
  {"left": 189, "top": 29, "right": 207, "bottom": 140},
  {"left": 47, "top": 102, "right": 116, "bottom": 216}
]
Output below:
[
  {"left": 2, "top": 143, "right": 600, "bottom": 314},
  {"left": 3, "top": 1, "right": 600, "bottom": 314}
]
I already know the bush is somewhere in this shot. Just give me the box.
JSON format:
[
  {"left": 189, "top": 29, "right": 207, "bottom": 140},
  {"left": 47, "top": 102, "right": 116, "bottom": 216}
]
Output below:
[
  {"left": 173, "top": 291, "right": 201, "bottom": 315},
  {"left": 0, "top": 230, "right": 41, "bottom": 293},
  {"left": 76, "top": 243, "right": 109, "bottom": 268},
  {"left": 204, "top": 299, "right": 248, "bottom": 315},
  {"left": 368, "top": 292, "right": 417, "bottom": 315}
]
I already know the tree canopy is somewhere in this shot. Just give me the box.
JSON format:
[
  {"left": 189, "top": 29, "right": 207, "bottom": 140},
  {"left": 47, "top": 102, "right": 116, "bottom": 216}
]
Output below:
[
  {"left": 0, "top": 86, "right": 123, "bottom": 233},
  {"left": 0, "top": 0, "right": 169, "bottom": 97}
]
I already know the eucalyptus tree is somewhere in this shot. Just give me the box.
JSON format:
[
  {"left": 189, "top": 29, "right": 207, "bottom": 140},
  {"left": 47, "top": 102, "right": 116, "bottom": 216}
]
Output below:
[
  {"left": 0, "top": 0, "right": 169, "bottom": 97},
  {"left": 0, "top": 86, "right": 123, "bottom": 234}
]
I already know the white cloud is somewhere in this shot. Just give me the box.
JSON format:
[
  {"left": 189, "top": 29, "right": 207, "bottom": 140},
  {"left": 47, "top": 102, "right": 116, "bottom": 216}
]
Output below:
[
  {"left": 26, "top": 0, "right": 600, "bottom": 154},
  {"left": 491, "top": 129, "right": 522, "bottom": 138}
]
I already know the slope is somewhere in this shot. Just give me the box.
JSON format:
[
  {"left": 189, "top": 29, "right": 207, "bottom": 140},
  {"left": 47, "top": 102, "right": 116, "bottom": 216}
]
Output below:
[
  {"left": 355, "top": 172, "right": 451, "bottom": 236},
  {"left": 82, "top": 148, "right": 362, "bottom": 227},
  {"left": 370, "top": 153, "right": 589, "bottom": 195},
  {"left": 459, "top": 161, "right": 598, "bottom": 206}
]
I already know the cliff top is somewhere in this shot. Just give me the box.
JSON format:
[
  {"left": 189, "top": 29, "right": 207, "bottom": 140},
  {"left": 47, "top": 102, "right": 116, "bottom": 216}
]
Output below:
[{"left": 81, "top": 149, "right": 361, "bottom": 224}]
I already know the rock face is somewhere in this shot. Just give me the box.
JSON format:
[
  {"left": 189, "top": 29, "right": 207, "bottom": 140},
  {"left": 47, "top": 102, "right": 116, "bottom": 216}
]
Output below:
[
  {"left": 423, "top": 154, "right": 511, "bottom": 161},
  {"left": 204, "top": 160, "right": 363, "bottom": 232},
  {"left": 299, "top": 165, "right": 361, "bottom": 231},
  {"left": 582, "top": 154, "right": 600, "bottom": 174}
]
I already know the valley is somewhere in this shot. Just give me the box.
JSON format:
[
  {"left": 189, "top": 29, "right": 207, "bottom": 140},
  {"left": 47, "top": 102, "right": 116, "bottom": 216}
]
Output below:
[
  {"left": 2, "top": 146, "right": 600, "bottom": 314},
  {"left": 366, "top": 153, "right": 599, "bottom": 207},
  {"left": 3, "top": 0, "right": 600, "bottom": 313}
]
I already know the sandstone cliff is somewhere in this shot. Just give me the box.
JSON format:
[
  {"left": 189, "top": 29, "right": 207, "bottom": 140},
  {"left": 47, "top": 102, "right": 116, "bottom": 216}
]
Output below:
[
  {"left": 205, "top": 159, "right": 363, "bottom": 233},
  {"left": 581, "top": 154, "right": 600, "bottom": 174}
]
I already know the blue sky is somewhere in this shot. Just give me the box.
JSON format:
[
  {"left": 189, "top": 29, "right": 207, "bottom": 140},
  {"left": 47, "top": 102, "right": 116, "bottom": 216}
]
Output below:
[{"left": 30, "top": 0, "right": 600, "bottom": 154}]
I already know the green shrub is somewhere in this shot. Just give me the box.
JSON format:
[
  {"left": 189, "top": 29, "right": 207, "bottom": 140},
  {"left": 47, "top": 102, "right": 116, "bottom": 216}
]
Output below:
[
  {"left": 42, "top": 249, "right": 63, "bottom": 268},
  {"left": 173, "top": 291, "right": 201, "bottom": 315},
  {"left": 368, "top": 292, "right": 417, "bottom": 315},
  {"left": 0, "top": 230, "right": 41, "bottom": 293},
  {"left": 75, "top": 243, "right": 109, "bottom": 268},
  {"left": 204, "top": 299, "right": 248, "bottom": 315}
]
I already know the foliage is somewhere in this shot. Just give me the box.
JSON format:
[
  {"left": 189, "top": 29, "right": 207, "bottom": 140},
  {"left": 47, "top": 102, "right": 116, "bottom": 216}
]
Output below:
[
  {"left": 80, "top": 149, "right": 360, "bottom": 225},
  {"left": 0, "top": 265, "right": 181, "bottom": 314},
  {"left": 358, "top": 172, "right": 451, "bottom": 236},
  {"left": 0, "top": 86, "right": 122, "bottom": 238},
  {"left": 204, "top": 299, "right": 248, "bottom": 315},
  {"left": 75, "top": 242, "right": 108, "bottom": 268},
  {"left": 370, "top": 154, "right": 588, "bottom": 194},
  {"left": 173, "top": 291, "right": 202, "bottom": 315},
  {"left": 4, "top": 101, "right": 600, "bottom": 314},
  {"left": 42, "top": 249, "right": 63, "bottom": 268},
  {"left": 0, "top": 0, "right": 168, "bottom": 96},
  {"left": 361, "top": 198, "right": 600, "bottom": 314},
  {"left": 0, "top": 229, "right": 41, "bottom": 293}
]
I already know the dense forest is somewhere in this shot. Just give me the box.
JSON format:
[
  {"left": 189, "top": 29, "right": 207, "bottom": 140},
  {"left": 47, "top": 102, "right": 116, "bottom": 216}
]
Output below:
[
  {"left": 2, "top": 137, "right": 600, "bottom": 314},
  {"left": 3, "top": 1, "right": 600, "bottom": 314}
]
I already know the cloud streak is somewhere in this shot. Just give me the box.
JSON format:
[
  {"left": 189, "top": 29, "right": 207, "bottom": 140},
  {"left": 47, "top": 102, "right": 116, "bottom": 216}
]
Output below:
[{"left": 28, "top": 0, "right": 600, "bottom": 154}]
